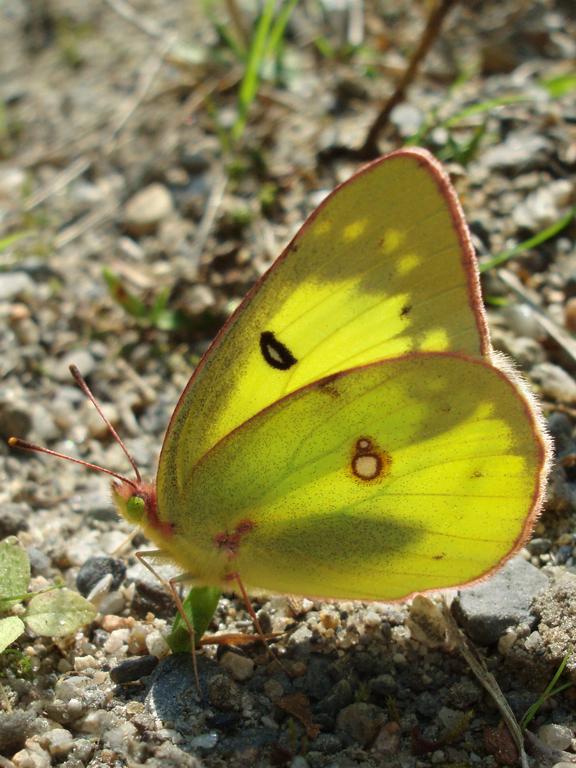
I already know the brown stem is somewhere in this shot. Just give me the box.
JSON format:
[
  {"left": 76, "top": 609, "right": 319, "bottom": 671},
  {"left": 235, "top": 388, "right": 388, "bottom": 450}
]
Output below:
[
  {"left": 320, "top": 0, "right": 459, "bottom": 163},
  {"left": 360, "top": 0, "right": 459, "bottom": 159}
]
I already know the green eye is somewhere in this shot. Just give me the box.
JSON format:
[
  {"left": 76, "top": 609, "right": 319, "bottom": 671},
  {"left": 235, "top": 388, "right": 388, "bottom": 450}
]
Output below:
[{"left": 126, "top": 495, "right": 145, "bottom": 524}]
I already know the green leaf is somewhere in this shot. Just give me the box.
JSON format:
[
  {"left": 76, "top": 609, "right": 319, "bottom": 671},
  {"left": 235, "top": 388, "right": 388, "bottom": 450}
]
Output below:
[
  {"left": 167, "top": 586, "right": 221, "bottom": 653},
  {"left": 0, "top": 539, "right": 31, "bottom": 610},
  {"left": 0, "top": 617, "right": 25, "bottom": 653},
  {"left": 24, "top": 589, "right": 97, "bottom": 638}
]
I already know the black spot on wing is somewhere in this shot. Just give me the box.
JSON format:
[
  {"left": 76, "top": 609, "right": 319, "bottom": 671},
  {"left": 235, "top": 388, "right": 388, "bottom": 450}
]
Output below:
[{"left": 260, "top": 331, "right": 297, "bottom": 371}]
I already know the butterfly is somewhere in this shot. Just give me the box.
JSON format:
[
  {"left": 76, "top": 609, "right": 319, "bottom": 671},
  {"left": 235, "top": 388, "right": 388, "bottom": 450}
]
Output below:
[{"left": 12, "top": 148, "right": 550, "bottom": 613}]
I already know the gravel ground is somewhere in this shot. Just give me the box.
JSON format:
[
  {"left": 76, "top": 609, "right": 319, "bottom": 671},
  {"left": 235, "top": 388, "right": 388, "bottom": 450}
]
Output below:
[{"left": 1, "top": 1, "right": 576, "bottom": 766}]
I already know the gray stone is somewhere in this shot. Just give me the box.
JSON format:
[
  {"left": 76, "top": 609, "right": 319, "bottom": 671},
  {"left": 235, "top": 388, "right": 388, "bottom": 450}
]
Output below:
[
  {"left": 547, "top": 412, "right": 575, "bottom": 457},
  {"left": 39, "top": 727, "right": 74, "bottom": 759},
  {"left": 123, "top": 183, "right": 173, "bottom": 236},
  {"left": 52, "top": 350, "right": 96, "bottom": 382},
  {"left": 0, "top": 710, "right": 40, "bottom": 754},
  {"left": 483, "top": 134, "right": 552, "bottom": 172},
  {"left": 0, "top": 503, "right": 30, "bottom": 536},
  {"left": 219, "top": 651, "right": 254, "bottom": 682},
  {"left": 512, "top": 179, "right": 573, "bottom": 232},
  {"left": 532, "top": 362, "right": 576, "bottom": 403},
  {"left": 0, "top": 397, "right": 33, "bottom": 441},
  {"left": 146, "top": 654, "right": 220, "bottom": 729},
  {"left": 452, "top": 556, "right": 548, "bottom": 645},
  {"left": 537, "top": 723, "right": 573, "bottom": 751},
  {"left": 0, "top": 273, "right": 35, "bottom": 301}
]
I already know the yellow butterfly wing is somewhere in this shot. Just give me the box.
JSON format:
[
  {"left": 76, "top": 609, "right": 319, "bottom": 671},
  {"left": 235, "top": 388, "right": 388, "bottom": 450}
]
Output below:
[
  {"left": 158, "top": 148, "right": 490, "bottom": 505},
  {"left": 158, "top": 353, "right": 547, "bottom": 600}
]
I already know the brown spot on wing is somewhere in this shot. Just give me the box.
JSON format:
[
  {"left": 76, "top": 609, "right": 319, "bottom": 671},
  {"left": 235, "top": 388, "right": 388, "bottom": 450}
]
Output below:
[
  {"left": 350, "top": 436, "right": 392, "bottom": 483},
  {"left": 214, "top": 519, "right": 256, "bottom": 559}
]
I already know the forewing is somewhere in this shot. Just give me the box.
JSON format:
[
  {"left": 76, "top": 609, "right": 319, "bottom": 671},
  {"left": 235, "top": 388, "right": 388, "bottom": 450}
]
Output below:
[{"left": 159, "top": 149, "right": 489, "bottom": 499}]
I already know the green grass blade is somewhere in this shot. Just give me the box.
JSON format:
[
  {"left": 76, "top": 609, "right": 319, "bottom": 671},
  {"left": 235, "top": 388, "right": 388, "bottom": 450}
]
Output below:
[
  {"left": 232, "top": 0, "right": 276, "bottom": 142},
  {"left": 266, "top": 0, "right": 299, "bottom": 76},
  {"left": 480, "top": 207, "right": 576, "bottom": 273},
  {"left": 443, "top": 94, "right": 529, "bottom": 128},
  {"left": 541, "top": 72, "right": 576, "bottom": 99},
  {"left": 521, "top": 654, "right": 572, "bottom": 730}
]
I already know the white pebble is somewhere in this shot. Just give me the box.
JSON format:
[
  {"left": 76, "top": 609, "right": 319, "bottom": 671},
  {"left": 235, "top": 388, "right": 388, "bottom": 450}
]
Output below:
[
  {"left": 537, "top": 723, "right": 573, "bottom": 751},
  {"left": 12, "top": 745, "right": 50, "bottom": 768},
  {"left": 74, "top": 654, "right": 98, "bottom": 672},
  {"left": 39, "top": 728, "right": 74, "bottom": 758},
  {"left": 145, "top": 629, "right": 170, "bottom": 658}
]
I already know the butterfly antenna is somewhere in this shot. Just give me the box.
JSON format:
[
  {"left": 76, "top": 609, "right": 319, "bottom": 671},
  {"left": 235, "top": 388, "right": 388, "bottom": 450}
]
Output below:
[
  {"left": 7, "top": 436, "right": 139, "bottom": 491},
  {"left": 68, "top": 364, "right": 142, "bottom": 484}
]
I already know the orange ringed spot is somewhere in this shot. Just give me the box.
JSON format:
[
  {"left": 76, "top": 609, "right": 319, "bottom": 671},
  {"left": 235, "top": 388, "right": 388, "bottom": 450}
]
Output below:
[{"left": 351, "top": 437, "right": 391, "bottom": 482}]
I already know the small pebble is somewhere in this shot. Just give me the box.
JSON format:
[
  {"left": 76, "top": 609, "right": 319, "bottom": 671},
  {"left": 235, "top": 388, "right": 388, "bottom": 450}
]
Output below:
[
  {"left": 219, "top": 652, "right": 255, "bottom": 682},
  {"left": 101, "top": 615, "right": 134, "bottom": 632},
  {"left": 189, "top": 733, "right": 219, "bottom": 751},
  {"left": 123, "top": 183, "right": 174, "bottom": 236},
  {"left": 0, "top": 273, "right": 35, "bottom": 301},
  {"left": 11, "top": 745, "right": 50, "bottom": 768},
  {"left": 336, "top": 702, "right": 386, "bottom": 747},
  {"left": 564, "top": 297, "right": 576, "bottom": 333},
  {"left": 537, "top": 723, "right": 573, "bottom": 751},
  {"left": 532, "top": 363, "right": 576, "bottom": 403},
  {"left": 76, "top": 557, "right": 127, "bottom": 598},
  {"left": 74, "top": 655, "right": 98, "bottom": 673},
  {"left": 207, "top": 673, "right": 242, "bottom": 711},
  {"left": 145, "top": 629, "right": 170, "bottom": 658},
  {"left": 38, "top": 728, "right": 74, "bottom": 759},
  {"left": 110, "top": 655, "right": 159, "bottom": 684}
]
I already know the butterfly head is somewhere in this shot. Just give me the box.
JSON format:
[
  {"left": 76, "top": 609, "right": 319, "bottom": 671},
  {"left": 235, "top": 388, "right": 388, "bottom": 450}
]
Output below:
[
  {"left": 110, "top": 478, "right": 174, "bottom": 543},
  {"left": 111, "top": 478, "right": 155, "bottom": 526}
]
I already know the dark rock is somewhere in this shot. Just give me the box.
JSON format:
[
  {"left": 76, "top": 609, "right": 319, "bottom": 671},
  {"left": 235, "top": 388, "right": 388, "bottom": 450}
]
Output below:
[
  {"left": 27, "top": 546, "right": 52, "bottom": 576},
  {"left": 310, "top": 732, "right": 343, "bottom": 754},
  {"left": 0, "top": 503, "right": 30, "bottom": 536},
  {"left": 130, "top": 577, "right": 175, "bottom": 619},
  {"left": 317, "top": 678, "right": 354, "bottom": 718},
  {"left": 146, "top": 654, "right": 216, "bottom": 727},
  {"left": 452, "top": 557, "right": 549, "bottom": 645},
  {"left": 305, "top": 656, "right": 333, "bottom": 700},
  {"left": 0, "top": 710, "right": 41, "bottom": 754},
  {"left": 0, "top": 401, "right": 32, "bottom": 442},
  {"left": 207, "top": 673, "right": 242, "bottom": 712},
  {"left": 76, "top": 557, "right": 127, "bottom": 597},
  {"left": 336, "top": 702, "right": 386, "bottom": 747},
  {"left": 110, "top": 655, "right": 158, "bottom": 684},
  {"left": 547, "top": 412, "right": 575, "bottom": 457},
  {"left": 370, "top": 673, "right": 397, "bottom": 702}
]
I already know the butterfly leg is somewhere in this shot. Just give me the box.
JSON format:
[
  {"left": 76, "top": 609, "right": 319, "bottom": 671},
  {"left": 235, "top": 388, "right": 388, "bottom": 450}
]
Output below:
[
  {"left": 225, "top": 571, "right": 286, "bottom": 673},
  {"left": 135, "top": 550, "right": 200, "bottom": 691}
]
